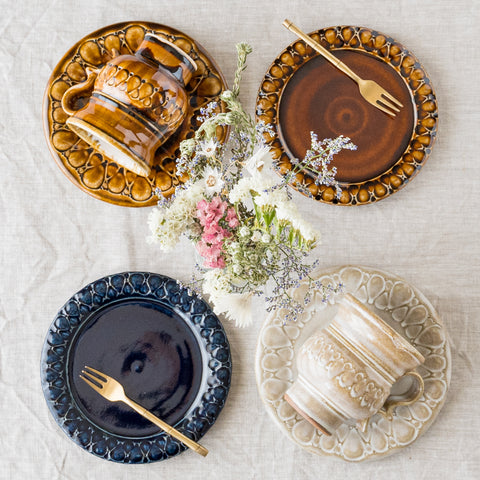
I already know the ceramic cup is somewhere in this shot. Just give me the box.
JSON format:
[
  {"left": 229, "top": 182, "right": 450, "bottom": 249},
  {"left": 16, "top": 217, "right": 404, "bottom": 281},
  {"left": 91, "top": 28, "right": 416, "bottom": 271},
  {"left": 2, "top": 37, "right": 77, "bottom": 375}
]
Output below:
[
  {"left": 284, "top": 293, "right": 425, "bottom": 435},
  {"left": 61, "top": 34, "right": 197, "bottom": 177}
]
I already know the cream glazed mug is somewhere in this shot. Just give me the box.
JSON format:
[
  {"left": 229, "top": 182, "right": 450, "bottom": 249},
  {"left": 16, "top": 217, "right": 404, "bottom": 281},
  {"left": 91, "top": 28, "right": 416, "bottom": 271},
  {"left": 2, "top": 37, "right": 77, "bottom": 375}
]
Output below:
[{"left": 284, "top": 293, "right": 425, "bottom": 435}]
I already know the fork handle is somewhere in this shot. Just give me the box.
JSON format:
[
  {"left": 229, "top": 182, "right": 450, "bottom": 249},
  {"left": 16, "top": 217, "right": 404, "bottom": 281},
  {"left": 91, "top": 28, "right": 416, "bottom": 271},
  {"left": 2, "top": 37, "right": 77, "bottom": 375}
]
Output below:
[
  {"left": 282, "top": 20, "right": 361, "bottom": 84},
  {"left": 123, "top": 397, "right": 209, "bottom": 457}
]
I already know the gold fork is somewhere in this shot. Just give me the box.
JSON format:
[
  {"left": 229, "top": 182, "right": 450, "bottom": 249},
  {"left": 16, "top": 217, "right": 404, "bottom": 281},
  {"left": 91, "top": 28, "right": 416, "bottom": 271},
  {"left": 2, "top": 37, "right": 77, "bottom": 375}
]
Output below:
[
  {"left": 80, "top": 366, "right": 208, "bottom": 457},
  {"left": 282, "top": 20, "right": 403, "bottom": 117}
]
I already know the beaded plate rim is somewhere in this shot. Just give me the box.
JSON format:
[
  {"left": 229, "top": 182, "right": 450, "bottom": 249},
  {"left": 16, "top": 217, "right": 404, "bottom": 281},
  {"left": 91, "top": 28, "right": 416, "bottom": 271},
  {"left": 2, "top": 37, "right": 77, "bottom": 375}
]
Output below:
[
  {"left": 255, "top": 26, "right": 438, "bottom": 205},
  {"left": 40, "top": 272, "right": 232, "bottom": 463}
]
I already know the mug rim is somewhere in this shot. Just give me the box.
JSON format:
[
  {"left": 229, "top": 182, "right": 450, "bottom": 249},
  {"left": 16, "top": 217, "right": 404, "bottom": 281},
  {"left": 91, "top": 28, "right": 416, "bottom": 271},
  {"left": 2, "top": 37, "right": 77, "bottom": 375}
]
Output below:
[
  {"left": 143, "top": 33, "right": 198, "bottom": 72},
  {"left": 340, "top": 293, "right": 425, "bottom": 364}
]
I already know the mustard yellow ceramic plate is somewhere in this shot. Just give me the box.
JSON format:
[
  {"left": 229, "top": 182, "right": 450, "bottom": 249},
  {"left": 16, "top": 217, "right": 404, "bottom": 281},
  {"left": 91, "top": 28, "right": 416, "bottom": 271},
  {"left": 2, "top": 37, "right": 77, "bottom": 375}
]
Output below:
[
  {"left": 43, "top": 22, "right": 228, "bottom": 207},
  {"left": 256, "top": 26, "right": 438, "bottom": 205}
]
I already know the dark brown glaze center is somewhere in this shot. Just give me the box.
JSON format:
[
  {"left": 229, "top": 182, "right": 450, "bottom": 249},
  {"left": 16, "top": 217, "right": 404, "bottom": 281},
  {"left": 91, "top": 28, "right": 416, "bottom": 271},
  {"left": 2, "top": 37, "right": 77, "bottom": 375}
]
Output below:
[{"left": 278, "top": 50, "right": 415, "bottom": 183}]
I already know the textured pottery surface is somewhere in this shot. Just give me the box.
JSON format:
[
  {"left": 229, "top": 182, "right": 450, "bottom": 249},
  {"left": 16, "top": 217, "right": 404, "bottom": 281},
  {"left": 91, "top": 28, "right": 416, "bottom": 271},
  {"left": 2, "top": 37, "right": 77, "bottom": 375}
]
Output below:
[
  {"left": 40, "top": 272, "right": 232, "bottom": 463},
  {"left": 286, "top": 293, "right": 425, "bottom": 435},
  {"left": 255, "top": 266, "right": 450, "bottom": 462},
  {"left": 43, "top": 22, "right": 228, "bottom": 207},
  {"left": 63, "top": 34, "right": 197, "bottom": 177},
  {"left": 256, "top": 26, "right": 438, "bottom": 205}
]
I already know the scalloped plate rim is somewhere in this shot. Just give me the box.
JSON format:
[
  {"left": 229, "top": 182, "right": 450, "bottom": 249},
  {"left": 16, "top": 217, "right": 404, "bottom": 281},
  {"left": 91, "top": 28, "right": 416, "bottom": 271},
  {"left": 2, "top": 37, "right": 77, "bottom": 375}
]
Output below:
[{"left": 254, "top": 264, "right": 451, "bottom": 462}]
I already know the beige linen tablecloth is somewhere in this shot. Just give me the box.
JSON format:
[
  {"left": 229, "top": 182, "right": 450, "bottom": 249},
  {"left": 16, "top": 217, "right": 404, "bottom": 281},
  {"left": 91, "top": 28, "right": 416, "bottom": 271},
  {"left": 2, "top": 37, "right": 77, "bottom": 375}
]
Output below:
[{"left": 1, "top": 0, "right": 479, "bottom": 478}]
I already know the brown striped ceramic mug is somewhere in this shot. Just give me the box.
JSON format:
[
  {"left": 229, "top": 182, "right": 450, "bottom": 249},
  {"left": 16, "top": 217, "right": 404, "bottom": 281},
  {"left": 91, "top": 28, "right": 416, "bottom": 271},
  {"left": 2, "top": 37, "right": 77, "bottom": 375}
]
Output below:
[
  {"left": 61, "top": 34, "right": 197, "bottom": 177},
  {"left": 284, "top": 293, "right": 425, "bottom": 435}
]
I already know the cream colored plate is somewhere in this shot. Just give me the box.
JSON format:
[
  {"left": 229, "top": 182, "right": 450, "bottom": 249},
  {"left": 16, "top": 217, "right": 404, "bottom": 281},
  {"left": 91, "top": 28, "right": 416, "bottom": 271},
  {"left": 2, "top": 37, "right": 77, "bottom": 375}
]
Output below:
[{"left": 255, "top": 265, "right": 451, "bottom": 462}]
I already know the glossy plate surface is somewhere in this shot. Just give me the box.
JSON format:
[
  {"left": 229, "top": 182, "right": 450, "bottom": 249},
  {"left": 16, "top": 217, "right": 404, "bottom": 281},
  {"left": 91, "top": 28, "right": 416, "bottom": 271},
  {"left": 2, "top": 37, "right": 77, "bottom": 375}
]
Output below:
[
  {"left": 43, "top": 22, "right": 228, "bottom": 207},
  {"left": 41, "top": 272, "right": 232, "bottom": 463},
  {"left": 255, "top": 266, "right": 451, "bottom": 462},
  {"left": 256, "top": 26, "right": 438, "bottom": 205}
]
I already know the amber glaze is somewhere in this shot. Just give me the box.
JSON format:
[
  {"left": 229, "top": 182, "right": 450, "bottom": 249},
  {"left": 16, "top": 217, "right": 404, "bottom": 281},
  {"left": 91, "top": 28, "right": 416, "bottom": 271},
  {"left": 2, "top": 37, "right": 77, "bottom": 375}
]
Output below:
[
  {"left": 43, "top": 22, "right": 228, "bottom": 207},
  {"left": 63, "top": 34, "right": 196, "bottom": 178}
]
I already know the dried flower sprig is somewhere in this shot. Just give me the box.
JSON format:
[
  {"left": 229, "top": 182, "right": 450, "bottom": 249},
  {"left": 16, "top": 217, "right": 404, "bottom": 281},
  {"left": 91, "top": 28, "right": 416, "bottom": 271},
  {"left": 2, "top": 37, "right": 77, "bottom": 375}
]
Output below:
[{"left": 148, "top": 43, "right": 355, "bottom": 326}]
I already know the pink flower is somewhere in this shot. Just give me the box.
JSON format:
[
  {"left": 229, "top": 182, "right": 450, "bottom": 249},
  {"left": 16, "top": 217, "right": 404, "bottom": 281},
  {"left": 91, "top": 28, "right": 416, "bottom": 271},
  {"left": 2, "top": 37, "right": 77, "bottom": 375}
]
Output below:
[
  {"left": 202, "top": 224, "right": 231, "bottom": 244},
  {"left": 225, "top": 207, "right": 240, "bottom": 228},
  {"left": 204, "top": 255, "right": 226, "bottom": 269},
  {"left": 196, "top": 241, "right": 225, "bottom": 269},
  {"left": 202, "top": 224, "right": 224, "bottom": 243},
  {"left": 196, "top": 196, "right": 227, "bottom": 226},
  {"left": 195, "top": 196, "right": 233, "bottom": 270}
]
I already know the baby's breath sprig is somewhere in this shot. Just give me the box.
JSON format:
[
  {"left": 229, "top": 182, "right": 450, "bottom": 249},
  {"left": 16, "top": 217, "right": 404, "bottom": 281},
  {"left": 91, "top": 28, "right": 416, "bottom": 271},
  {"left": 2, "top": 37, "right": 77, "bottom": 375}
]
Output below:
[{"left": 286, "top": 133, "right": 357, "bottom": 199}]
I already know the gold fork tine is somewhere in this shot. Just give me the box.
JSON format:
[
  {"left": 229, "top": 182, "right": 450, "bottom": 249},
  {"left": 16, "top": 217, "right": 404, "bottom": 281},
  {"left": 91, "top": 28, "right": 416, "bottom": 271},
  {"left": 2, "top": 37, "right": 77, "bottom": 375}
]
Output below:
[
  {"left": 382, "top": 90, "right": 404, "bottom": 108},
  {"left": 378, "top": 98, "right": 401, "bottom": 114},
  {"left": 374, "top": 101, "right": 397, "bottom": 117},
  {"left": 79, "top": 372, "right": 104, "bottom": 393},
  {"left": 83, "top": 365, "right": 108, "bottom": 381},
  {"left": 379, "top": 96, "right": 401, "bottom": 113}
]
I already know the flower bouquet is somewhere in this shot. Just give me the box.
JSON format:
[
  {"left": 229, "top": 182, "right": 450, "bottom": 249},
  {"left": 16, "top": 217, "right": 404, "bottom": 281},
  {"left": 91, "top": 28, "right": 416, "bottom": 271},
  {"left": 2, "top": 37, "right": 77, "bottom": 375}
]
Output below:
[{"left": 148, "top": 44, "right": 356, "bottom": 327}]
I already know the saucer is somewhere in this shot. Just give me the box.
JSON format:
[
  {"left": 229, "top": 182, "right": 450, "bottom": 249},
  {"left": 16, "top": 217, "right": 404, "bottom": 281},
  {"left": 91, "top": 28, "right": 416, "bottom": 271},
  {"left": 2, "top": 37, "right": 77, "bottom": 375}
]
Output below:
[
  {"left": 255, "top": 266, "right": 450, "bottom": 462},
  {"left": 40, "top": 272, "right": 232, "bottom": 463},
  {"left": 43, "top": 22, "right": 228, "bottom": 207},
  {"left": 256, "top": 26, "right": 438, "bottom": 205}
]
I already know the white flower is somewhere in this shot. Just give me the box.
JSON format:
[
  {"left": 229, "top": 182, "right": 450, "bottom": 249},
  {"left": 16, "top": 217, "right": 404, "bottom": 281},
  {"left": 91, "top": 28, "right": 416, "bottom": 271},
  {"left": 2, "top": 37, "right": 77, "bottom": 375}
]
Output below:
[
  {"left": 198, "top": 138, "right": 219, "bottom": 158},
  {"left": 229, "top": 241, "right": 241, "bottom": 252},
  {"left": 210, "top": 291, "right": 254, "bottom": 328},
  {"left": 251, "top": 231, "right": 262, "bottom": 242},
  {"left": 147, "top": 182, "right": 205, "bottom": 251},
  {"left": 220, "top": 90, "right": 234, "bottom": 101},
  {"left": 147, "top": 207, "right": 165, "bottom": 236},
  {"left": 245, "top": 146, "right": 273, "bottom": 177},
  {"left": 202, "top": 269, "right": 231, "bottom": 298},
  {"left": 295, "top": 220, "right": 321, "bottom": 243},
  {"left": 255, "top": 188, "right": 289, "bottom": 208},
  {"left": 201, "top": 166, "right": 224, "bottom": 195},
  {"left": 232, "top": 264, "right": 243, "bottom": 275},
  {"left": 229, "top": 175, "right": 275, "bottom": 206},
  {"left": 239, "top": 226, "right": 250, "bottom": 237},
  {"left": 261, "top": 233, "right": 271, "bottom": 243},
  {"left": 228, "top": 177, "right": 256, "bottom": 204},
  {"left": 275, "top": 201, "right": 300, "bottom": 225},
  {"left": 275, "top": 201, "right": 321, "bottom": 243}
]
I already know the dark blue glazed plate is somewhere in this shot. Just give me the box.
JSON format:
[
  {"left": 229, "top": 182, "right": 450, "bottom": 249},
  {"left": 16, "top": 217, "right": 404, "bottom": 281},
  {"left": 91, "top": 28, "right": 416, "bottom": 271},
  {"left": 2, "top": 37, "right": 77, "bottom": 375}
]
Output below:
[{"left": 40, "top": 272, "right": 231, "bottom": 463}]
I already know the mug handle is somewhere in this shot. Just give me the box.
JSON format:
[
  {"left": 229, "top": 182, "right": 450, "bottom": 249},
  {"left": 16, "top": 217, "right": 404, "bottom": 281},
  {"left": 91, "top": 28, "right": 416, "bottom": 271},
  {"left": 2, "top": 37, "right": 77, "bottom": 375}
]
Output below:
[
  {"left": 381, "top": 370, "right": 424, "bottom": 418},
  {"left": 356, "top": 371, "right": 424, "bottom": 432},
  {"left": 61, "top": 67, "right": 98, "bottom": 116}
]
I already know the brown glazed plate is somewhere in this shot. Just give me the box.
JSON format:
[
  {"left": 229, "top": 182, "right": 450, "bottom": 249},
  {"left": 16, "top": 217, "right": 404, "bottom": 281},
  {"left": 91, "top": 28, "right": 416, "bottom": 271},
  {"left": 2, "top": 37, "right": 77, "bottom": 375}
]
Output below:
[
  {"left": 256, "top": 26, "right": 438, "bottom": 205},
  {"left": 43, "top": 22, "right": 228, "bottom": 207}
]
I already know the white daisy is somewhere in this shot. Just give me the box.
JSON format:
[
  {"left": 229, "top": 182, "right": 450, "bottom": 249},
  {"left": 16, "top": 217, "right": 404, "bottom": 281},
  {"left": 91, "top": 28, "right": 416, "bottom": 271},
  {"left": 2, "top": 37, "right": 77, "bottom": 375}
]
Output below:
[
  {"left": 202, "top": 166, "right": 224, "bottom": 195},
  {"left": 198, "top": 138, "right": 219, "bottom": 158},
  {"left": 245, "top": 145, "right": 274, "bottom": 177}
]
